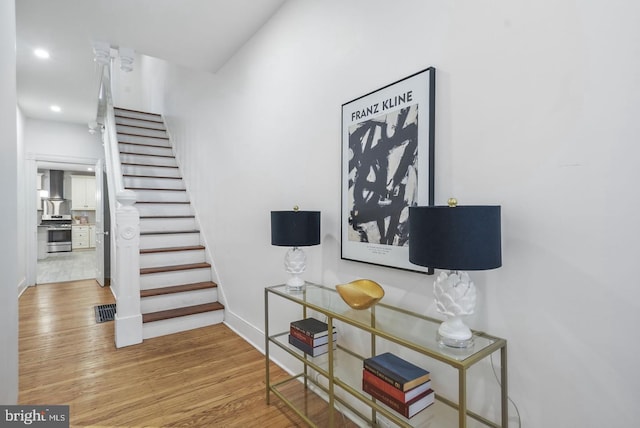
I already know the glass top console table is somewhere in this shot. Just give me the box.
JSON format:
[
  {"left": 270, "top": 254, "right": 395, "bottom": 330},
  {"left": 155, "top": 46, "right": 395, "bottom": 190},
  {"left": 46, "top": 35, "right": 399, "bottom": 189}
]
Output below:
[{"left": 265, "top": 283, "right": 508, "bottom": 427}]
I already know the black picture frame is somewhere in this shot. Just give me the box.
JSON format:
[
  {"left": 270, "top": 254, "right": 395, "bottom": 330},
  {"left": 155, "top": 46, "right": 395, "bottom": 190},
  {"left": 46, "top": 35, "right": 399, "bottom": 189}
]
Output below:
[{"left": 341, "top": 67, "right": 435, "bottom": 274}]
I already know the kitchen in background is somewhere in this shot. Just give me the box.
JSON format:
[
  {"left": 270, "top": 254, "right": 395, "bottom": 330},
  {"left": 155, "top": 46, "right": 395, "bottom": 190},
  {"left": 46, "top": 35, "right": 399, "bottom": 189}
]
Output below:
[{"left": 37, "top": 168, "right": 97, "bottom": 284}]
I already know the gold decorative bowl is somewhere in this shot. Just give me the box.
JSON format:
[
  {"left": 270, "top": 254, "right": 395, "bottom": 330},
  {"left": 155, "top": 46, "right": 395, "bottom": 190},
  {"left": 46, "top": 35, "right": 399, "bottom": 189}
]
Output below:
[{"left": 336, "top": 279, "right": 385, "bottom": 310}]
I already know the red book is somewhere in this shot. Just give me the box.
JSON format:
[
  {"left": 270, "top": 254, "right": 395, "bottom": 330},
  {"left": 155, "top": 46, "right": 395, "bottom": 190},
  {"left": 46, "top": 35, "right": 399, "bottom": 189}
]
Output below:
[
  {"left": 363, "top": 369, "right": 431, "bottom": 403},
  {"left": 289, "top": 327, "right": 337, "bottom": 347},
  {"left": 363, "top": 380, "right": 434, "bottom": 419}
]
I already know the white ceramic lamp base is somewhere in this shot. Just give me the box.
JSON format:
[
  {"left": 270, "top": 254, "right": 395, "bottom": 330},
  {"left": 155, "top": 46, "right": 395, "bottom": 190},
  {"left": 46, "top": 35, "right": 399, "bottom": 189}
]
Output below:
[
  {"left": 433, "top": 271, "right": 476, "bottom": 348},
  {"left": 284, "top": 247, "right": 306, "bottom": 292}
]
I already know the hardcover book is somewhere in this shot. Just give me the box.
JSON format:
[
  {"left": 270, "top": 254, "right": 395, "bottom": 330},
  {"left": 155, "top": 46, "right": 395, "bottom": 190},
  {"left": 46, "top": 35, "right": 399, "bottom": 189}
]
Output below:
[
  {"left": 290, "top": 317, "right": 336, "bottom": 338},
  {"left": 362, "top": 369, "right": 431, "bottom": 403},
  {"left": 290, "top": 327, "right": 337, "bottom": 347},
  {"left": 288, "top": 335, "right": 337, "bottom": 357},
  {"left": 363, "top": 352, "right": 430, "bottom": 391},
  {"left": 363, "top": 380, "right": 434, "bottom": 419}
]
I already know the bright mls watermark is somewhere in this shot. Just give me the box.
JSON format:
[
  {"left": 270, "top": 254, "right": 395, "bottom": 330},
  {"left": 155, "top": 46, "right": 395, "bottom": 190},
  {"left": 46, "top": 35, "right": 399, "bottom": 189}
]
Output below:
[{"left": 1, "top": 406, "right": 69, "bottom": 427}]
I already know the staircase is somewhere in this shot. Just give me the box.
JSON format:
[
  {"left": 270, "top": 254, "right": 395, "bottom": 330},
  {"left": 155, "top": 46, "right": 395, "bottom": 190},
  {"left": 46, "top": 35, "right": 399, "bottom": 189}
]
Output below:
[{"left": 114, "top": 107, "right": 224, "bottom": 340}]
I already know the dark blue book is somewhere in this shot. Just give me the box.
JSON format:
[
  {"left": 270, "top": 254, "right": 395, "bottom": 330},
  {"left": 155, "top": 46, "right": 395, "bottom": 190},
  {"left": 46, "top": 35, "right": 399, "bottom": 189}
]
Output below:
[
  {"left": 364, "top": 352, "right": 430, "bottom": 392},
  {"left": 288, "top": 334, "right": 336, "bottom": 357}
]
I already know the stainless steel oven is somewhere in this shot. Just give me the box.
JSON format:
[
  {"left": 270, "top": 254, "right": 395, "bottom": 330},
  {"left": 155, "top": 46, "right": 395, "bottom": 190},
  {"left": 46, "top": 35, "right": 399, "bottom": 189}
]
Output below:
[{"left": 47, "top": 226, "right": 72, "bottom": 253}]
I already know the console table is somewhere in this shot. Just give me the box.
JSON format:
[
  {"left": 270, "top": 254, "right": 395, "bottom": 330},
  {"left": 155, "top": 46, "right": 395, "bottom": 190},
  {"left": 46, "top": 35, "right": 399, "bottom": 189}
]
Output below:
[{"left": 265, "top": 283, "right": 508, "bottom": 427}]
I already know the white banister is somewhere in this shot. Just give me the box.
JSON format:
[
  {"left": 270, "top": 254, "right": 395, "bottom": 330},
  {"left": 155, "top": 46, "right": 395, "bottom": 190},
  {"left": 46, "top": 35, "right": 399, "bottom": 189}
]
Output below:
[{"left": 96, "top": 55, "right": 143, "bottom": 348}]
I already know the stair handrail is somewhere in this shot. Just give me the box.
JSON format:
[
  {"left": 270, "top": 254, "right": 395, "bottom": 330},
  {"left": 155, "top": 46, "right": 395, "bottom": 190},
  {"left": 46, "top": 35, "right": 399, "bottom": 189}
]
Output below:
[{"left": 97, "top": 60, "right": 143, "bottom": 348}]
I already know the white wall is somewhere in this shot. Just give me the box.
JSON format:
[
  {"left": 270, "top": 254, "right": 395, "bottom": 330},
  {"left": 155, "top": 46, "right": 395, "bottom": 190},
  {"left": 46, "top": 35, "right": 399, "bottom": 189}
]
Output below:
[
  {"left": 25, "top": 117, "right": 103, "bottom": 161},
  {"left": 130, "top": 0, "right": 640, "bottom": 426},
  {"left": 0, "top": 0, "right": 19, "bottom": 405},
  {"left": 17, "top": 107, "right": 27, "bottom": 295}
]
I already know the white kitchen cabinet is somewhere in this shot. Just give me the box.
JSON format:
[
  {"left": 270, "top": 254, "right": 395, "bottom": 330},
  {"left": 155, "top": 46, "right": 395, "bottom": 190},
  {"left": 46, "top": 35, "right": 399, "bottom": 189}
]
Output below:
[
  {"left": 72, "top": 225, "right": 90, "bottom": 249},
  {"left": 71, "top": 175, "right": 96, "bottom": 210},
  {"left": 89, "top": 225, "right": 96, "bottom": 248}
]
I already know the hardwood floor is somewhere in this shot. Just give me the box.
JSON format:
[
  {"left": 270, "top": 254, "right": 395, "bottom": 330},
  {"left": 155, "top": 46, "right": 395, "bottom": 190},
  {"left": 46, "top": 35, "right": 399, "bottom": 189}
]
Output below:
[{"left": 18, "top": 280, "right": 333, "bottom": 427}]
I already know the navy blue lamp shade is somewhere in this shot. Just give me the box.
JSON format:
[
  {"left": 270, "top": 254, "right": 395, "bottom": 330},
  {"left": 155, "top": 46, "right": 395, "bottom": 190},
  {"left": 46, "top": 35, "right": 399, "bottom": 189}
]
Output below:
[
  {"left": 409, "top": 206, "right": 502, "bottom": 270},
  {"left": 271, "top": 211, "right": 321, "bottom": 247}
]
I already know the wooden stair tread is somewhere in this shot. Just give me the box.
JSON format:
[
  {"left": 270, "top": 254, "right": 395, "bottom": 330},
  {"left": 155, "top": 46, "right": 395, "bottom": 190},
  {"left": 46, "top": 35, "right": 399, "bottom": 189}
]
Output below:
[
  {"left": 140, "top": 262, "right": 210, "bottom": 275},
  {"left": 140, "top": 245, "right": 204, "bottom": 254},
  {"left": 121, "top": 162, "right": 178, "bottom": 168},
  {"left": 140, "top": 229, "right": 199, "bottom": 235},
  {"left": 117, "top": 132, "right": 169, "bottom": 140},
  {"left": 120, "top": 151, "right": 175, "bottom": 158},
  {"left": 115, "top": 107, "right": 162, "bottom": 117},
  {"left": 142, "top": 302, "right": 224, "bottom": 323},
  {"left": 140, "top": 215, "right": 195, "bottom": 219},
  {"left": 115, "top": 114, "right": 164, "bottom": 125},
  {"left": 123, "top": 174, "right": 182, "bottom": 179},
  {"left": 136, "top": 201, "right": 190, "bottom": 204},
  {"left": 116, "top": 123, "right": 167, "bottom": 132},
  {"left": 125, "top": 187, "right": 186, "bottom": 191},
  {"left": 140, "top": 281, "right": 217, "bottom": 298},
  {"left": 119, "top": 141, "right": 171, "bottom": 149}
]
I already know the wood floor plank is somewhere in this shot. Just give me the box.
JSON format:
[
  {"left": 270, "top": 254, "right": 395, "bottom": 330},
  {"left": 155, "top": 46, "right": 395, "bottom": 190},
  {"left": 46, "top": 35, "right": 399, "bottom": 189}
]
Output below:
[{"left": 18, "top": 280, "right": 354, "bottom": 427}]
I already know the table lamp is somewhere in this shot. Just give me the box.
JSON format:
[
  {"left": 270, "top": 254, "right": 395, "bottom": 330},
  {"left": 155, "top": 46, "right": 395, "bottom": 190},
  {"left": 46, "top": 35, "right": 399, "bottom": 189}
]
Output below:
[
  {"left": 409, "top": 199, "right": 501, "bottom": 348},
  {"left": 271, "top": 207, "right": 321, "bottom": 291}
]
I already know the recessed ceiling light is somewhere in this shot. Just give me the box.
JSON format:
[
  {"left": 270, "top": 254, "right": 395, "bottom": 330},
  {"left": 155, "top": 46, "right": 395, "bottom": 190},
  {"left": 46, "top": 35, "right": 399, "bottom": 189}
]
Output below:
[
  {"left": 34, "top": 48, "right": 50, "bottom": 59},
  {"left": 87, "top": 167, "right": 94, "bottom": 171},
  {"left": 50, "top": 105, "right": 61, "bottom": 113}
]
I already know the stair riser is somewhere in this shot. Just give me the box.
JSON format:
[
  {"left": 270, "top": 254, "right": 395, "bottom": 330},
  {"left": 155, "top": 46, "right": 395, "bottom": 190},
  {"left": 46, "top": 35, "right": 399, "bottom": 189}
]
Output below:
[
  {"left": 124, "top": 176, "right": 185, "bottom": 190},
  {"left": 118, "top": 134, "right": 170, "bottom": 147},
  {"left": 133, "top": 190, "right": 189, "bottom": 203},
  {"left": 142, "top": 309, "right": 224, "bottom": 339},
  {"left": 141, "top": 289, "right": 218, "bottom": 314},
  {"left": 140, "top": 268, "right": 211, "bottom": 289},
  {"left": 140, "top": 249, "right": 205, "bottom": 269},
  {"left": 139, "top": 232, "right": 200, "bottom": 249},
  {"left": 116, "top": 125, "right": 168, "bottom": 139},
  {"left": 115, "top": 117, "right": 166, "bottom": 131},
  {"left": 114, "top": 109, "right": 162, "bottom": 122},
  {"left": 122, "top": 165, "right": 181, "bottom": 177},
  {"left": 119, "top": 143, "right": 174, "bottom": 157},
  {"left": 140, "top": 217, "right": 197, "bottom": 233},
  {"left": 120, "top": 153, "right": 178, "bottom": 167},
  {"left": 136, "top": 203, "right": 194, "bottom": 217}
]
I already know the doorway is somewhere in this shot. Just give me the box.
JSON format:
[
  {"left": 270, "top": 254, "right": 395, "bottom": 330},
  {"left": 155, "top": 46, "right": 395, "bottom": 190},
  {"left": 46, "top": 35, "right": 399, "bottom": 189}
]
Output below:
[{"left": 33, "top": 160, "right": 110, "bottom": 286}]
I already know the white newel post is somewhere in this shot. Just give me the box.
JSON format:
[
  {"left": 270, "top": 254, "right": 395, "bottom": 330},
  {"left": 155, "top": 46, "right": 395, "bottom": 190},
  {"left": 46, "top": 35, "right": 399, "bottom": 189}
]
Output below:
[{"left": 114, "top": 190, "right": 143, "bottom": 348}]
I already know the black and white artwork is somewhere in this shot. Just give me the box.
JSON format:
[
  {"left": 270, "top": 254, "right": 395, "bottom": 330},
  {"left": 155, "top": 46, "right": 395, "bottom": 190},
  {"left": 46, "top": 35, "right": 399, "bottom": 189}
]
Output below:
[{"left": 341, "top": 68, "right": 435, "bottom": 273}]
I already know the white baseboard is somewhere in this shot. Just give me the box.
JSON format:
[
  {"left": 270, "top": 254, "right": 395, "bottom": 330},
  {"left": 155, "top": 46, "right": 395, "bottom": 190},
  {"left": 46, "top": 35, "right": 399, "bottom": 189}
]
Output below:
[{"left": 18, "top": 278, "right": 29, "bottom": 297}]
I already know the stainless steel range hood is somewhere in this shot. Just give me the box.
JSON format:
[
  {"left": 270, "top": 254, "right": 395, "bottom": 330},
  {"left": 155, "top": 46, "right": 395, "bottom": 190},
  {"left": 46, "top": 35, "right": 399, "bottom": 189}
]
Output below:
[
  {"left": 49, "top": 170, "right": 65, "bottom": 200},
  {"left": 42, "top": 170, "right": 71, "bottom": 220}
]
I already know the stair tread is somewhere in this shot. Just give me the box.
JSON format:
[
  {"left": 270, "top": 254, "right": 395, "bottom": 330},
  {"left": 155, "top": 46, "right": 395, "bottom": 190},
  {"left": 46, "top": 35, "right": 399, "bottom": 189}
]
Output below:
[
  {"left": 140, "top": 281, "right": 217, "bottom": 298},
  {"left": 115, "top": 114, "right": 164, "bottom": 125},
  {"left": 136, "top": 201, "right": 190, "bottom": 204},
  {"left": 117, "top": 132, "right": 169, "bottom": 140},
  {"left": 116, "top": 123, "right": 167, "bottom": 132},
  {"left": 140, "top": 262, "right": 210, "bottom": 275},
  {"left": 121, "top": 162, "right": 178, "bottom": 168},
  {"left": 120, "top": 151, "right": 175, "bottom": 158},
  {"left": 140, "top": 229, "right": 199, "bottom": 235},
  {"left": 140, "top": 215, "right": 195, "bottom": 219},
  {"left": 142, "top": 302, "right": 224, "bottom": 323},
  {"left": 123, "top": 174, "right": 182, "bottom": 179},
  {"left": 140, "top": 245, "right": 204, "bottom": 254},
  {"left": 115, "top": 107, "right": 162, "bottom": 117},
  {"left": 126, "top": 187, "right": 186, "bottom": 191},
  {"left": 119, "top": 141, "right": 171, "bottom": 149}
]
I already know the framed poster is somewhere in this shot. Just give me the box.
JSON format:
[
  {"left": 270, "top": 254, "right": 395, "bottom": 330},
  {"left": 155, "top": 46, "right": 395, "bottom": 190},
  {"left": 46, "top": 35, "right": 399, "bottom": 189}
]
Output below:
[{"left": 341, "top": 67, "right": 435, "bottom": 273}]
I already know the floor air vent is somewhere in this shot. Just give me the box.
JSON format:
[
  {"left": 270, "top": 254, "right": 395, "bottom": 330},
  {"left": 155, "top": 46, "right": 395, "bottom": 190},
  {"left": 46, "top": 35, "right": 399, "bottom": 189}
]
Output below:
[{"left": 95, "top": 303, "right": 117, "bottom": 323}]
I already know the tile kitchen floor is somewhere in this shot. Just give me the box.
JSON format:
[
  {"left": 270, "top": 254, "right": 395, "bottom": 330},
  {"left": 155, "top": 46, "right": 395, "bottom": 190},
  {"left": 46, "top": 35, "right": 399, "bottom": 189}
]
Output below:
[{"left": 37, "top": 249, "right": 96, "bottom": 284}]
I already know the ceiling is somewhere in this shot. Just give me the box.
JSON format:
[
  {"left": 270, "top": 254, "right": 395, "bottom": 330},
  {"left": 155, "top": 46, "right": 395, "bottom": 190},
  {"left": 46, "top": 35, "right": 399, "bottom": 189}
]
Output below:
[{"left": 16, "top": 0, "right": 285, "bottom": 124}]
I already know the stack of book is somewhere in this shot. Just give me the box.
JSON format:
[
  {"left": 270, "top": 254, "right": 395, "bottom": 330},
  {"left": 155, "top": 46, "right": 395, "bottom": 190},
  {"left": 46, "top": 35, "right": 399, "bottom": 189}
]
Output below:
[
  {"left": 288, "top": 317, "right": 337, "bottom": 357},
  {"left": 362, "top": 352, "right": 434, "bottom": 419}
]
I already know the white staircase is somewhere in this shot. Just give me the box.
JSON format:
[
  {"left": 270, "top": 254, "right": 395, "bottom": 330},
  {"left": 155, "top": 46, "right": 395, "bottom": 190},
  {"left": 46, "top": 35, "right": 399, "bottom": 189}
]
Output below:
[{"left": 114, "top": 107, "right": 224, "bottom": 340}]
